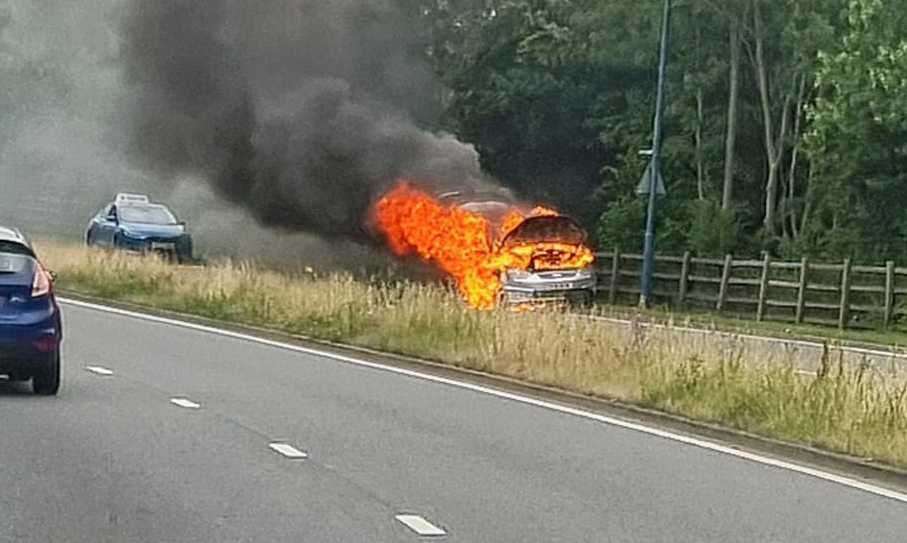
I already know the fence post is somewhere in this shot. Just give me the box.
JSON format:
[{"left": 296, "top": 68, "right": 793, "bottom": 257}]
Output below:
[
  {"left": 716, "top": 254, "right": 733, "bottom": 312},
  {"left": 677, "top": 251, "right": 691, "bottom": 308},
  {"left": 838, "top": 258, "right": 852, "bottom": 330},
  {"left": 608, "top": 248, "right": 621, "bottom": 305},
  {"left": 756, "top": 252, "right": 771, "bottom": 321},
  {"left": 885, "top": 261, "right": 895, "bottom": 328},
  {"left": 795, "top": 256, "right": 809, "bottom": 324}
]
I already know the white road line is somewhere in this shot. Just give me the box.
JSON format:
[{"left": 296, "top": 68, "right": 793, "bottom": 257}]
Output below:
[
  {"left": 170, "top": 397, "right": 201, "bottom": 409},
  {"left": 268, "top": 442, "right": 308, "bottom": 459},
  {"left": 60, "top": 298, "right": 907, "bottom": 504},
  {"left": 395, "top": 515, "right": 447, "bottom": 537},
  {"left": 85, "top": 366, "right": 114, "bottom": 376}
]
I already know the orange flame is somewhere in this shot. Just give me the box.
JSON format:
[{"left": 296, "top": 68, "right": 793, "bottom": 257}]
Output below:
[{"left": 374, "top": 181, "right": 594, "bottom": 309}]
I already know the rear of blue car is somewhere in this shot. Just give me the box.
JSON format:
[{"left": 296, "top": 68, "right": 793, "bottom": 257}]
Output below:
[{"left": 0, "top": 239, "right": 62, "bottom": 395}]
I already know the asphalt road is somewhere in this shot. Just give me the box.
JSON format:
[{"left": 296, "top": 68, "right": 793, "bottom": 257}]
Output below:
[{"left": 1, "top": 302, "right": 906, "bottom": 542}]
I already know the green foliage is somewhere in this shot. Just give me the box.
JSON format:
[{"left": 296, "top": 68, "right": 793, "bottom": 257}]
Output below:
[
  {"left": 805, "top": 0, "right": 907, "bottom": 261},
  {"left": 687, "top": 200, "right": 740, "bottom": 257},
  {"left": 597, "top": 197, "right": 645, "bottom": 252},
  {"left": 423, "top": 0, "right": 907, "bottom": 265}
]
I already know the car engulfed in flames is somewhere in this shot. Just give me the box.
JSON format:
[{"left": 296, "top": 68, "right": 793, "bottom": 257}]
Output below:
[
  {"left": 493, "top": 216, "right": 597, "bottom": 306},
  {"left": 373, "top": 181, "right": 596, "bottom": 309}
]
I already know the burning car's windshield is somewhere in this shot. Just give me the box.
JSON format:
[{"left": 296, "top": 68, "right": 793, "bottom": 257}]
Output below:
[{"left": 502, "top": 216, "right": 587, "bottom": 247}]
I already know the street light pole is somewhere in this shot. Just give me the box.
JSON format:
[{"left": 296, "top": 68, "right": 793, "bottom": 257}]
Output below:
[{"left": 639, "top": 0, "right": 673, "bottom": 308}]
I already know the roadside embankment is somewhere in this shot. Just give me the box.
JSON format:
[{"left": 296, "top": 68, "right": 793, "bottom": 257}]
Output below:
[{"left": 39, "top": 241, "right": 907, "bottom": 468}]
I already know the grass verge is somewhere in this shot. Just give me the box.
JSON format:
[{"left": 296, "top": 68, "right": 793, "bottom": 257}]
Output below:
[
  {"left": 39, "top": 242, "right": 907, "bottom": 468},
  {"left": 594, "top": 302, "right": 907, "bottom": 353}
]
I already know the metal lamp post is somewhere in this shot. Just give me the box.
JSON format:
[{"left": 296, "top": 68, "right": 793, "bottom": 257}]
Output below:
[{"left": 639, "top": 0, "right": 673, "bottom": 308}]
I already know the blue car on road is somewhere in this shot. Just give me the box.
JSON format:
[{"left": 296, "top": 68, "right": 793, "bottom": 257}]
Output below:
[
  {"left": 86, "top": 193, "right": 193, "bottom": 263},
  {"left": 0, "top": 226, "right": 62, "bottom": 395}
]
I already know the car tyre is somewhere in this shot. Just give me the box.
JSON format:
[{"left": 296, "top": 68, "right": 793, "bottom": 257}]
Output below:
[
  {"left": 177, "top": 239, "right": 193, "bottom": 265},
  {"left": 33, "top": 350, "right": 61, "bottom": 396}
]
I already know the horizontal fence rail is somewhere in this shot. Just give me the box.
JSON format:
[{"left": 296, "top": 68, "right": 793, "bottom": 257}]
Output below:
[{"left": 595, "top": 250, "right": 907, "bottom": 330}]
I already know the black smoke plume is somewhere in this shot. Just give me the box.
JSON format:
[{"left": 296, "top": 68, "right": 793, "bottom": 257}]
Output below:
[{"left": 121, "top": 0, "right": 491, "bottom": 240}]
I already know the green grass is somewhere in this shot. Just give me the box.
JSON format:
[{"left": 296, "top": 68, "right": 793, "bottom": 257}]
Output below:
[{"left": 40, "top": 242, "right": 907, "bottom": 468}]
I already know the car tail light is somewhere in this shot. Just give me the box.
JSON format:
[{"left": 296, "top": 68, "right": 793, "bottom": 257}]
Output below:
[
  {"left": 32, "top": 265, "right": 52, "bottom": 298},
  {"left": 33, "top": 335, "right": 59, "bottom": 353}
]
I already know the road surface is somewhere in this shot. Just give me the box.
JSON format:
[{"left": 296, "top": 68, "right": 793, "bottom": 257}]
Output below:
[{"left": 1, "top": 301, "right": 905, "bottom": 542}]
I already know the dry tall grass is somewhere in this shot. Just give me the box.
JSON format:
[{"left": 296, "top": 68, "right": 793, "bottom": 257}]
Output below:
[{"left": 39, "top": 242, "right": 907, "bottom": 467}]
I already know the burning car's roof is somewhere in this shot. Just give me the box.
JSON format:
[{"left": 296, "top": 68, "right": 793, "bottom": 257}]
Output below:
[
  {"left": 438, "top": 189, "right": 520, "bottom": 229},
  {"left": 501, "top": 215, "right": 587, "bottom": 247},
  {"left": 437, "top": 188, "right": 515, "bottom": 205}
]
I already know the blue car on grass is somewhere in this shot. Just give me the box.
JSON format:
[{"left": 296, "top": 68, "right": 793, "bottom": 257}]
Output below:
[
  {"left": 0, "top": 226, "right": 62, "bottom": 395},
  {"left": 85, "top": 193, "right": 193, "bottom": 263}
]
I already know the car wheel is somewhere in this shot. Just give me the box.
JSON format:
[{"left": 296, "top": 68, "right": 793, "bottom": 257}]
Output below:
[
  {"left": 86, "top": 230, "right": 94, "bottom": 246},
  {"left": 33, "top": 350, "right": 61, "bottom": 396},
  {"left": 177, "top": 240, "right": 193, "bottom": 265}
]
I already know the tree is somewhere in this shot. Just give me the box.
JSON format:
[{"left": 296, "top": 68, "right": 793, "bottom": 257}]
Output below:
[
  {"left": 427, "top": 0, "right": 904, "bottom": 263},
  {"left": 806, "top": 0, "right": 907, "bottom": 259}
]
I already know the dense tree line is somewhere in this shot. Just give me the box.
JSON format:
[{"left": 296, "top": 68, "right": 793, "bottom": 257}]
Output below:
[{"left": 416, "top": 0, "right": 907, "bottom": 263}]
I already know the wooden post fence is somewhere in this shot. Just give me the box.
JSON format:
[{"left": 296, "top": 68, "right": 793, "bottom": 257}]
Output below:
[
  {"left": 795, "top": 256, "right": 809, "bottom": 324},
  {"left": 677, "top": 251, "right": 691, "bottom": 307},
  {"left": 838, "top": 258, "right": 852, "bottom": 330},
  {"left": 594, "top": 250, "right": 905, "bottom": 331},
  {"left": 716, "top": 254, "right": 733, "bottom": 311},
  {"left": 608, "top": 248, "right": 621, "bottom": 304},
  {"left": 885, "top": 261, "right": 896, "bottom": 328},
  {"left": 756, "top": 252, "right": 771, "bottom": 321}
]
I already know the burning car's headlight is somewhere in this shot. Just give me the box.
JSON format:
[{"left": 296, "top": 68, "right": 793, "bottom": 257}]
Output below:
[{"left": 575, "top": 269, "right": 595, "bottom": 280}]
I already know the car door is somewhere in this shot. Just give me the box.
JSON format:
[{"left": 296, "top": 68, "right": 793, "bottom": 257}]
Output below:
[
  {"left": 96, "top": 205, "right": 118, "bottom": 247},
  {"left": 87, "top": 207, "right": 106, "bottom": 246}
]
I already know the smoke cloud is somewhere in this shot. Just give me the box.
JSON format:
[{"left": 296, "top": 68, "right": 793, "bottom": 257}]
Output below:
[
  {"left": 0, "top": 0, "right": 144, "bottom": 238},
  {"left": 120, "top": 0, "right": 493, "bottom": 241}
]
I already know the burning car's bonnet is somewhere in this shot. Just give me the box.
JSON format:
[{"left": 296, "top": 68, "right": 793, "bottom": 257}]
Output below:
[{"left": 500, "top": 216, "right": 587, "bottom": 249}]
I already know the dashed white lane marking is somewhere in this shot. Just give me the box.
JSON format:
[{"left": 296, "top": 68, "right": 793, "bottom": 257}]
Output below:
[
  {"left": 170, "top": 397, "right": 201, "bottom": 409},
  {"left": 61, "top": 298, "right": 907, "bottom": 504},
  {"left": 85, "top": 366, "right": 114, "bottom": 376},
  {"left": 395, "top": 515, "right": 447, "bottom": 537},
  {"left": 268, "top": 442, "right": 308, "bottom": 459}
]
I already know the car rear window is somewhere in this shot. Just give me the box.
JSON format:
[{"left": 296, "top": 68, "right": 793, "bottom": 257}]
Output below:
[
  {"left": 0, "top": 240, "right": 35, "bottom": 258},
  {"left": 0, "top": 242, "right": 34, "bottom": 274}
]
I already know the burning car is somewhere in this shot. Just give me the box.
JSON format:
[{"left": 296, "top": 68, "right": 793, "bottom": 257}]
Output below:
[
  {"left": 375, "top": 182, "right": 596, "bottom": 309},
  {"left": 495, "top": 215, "right": 597, "bottom": 306}
]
